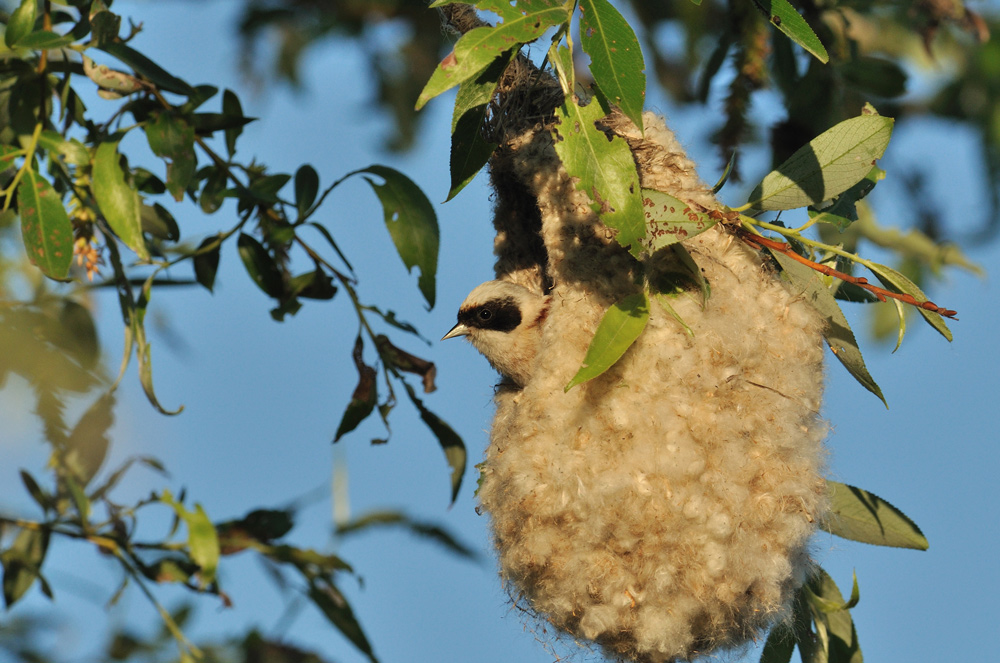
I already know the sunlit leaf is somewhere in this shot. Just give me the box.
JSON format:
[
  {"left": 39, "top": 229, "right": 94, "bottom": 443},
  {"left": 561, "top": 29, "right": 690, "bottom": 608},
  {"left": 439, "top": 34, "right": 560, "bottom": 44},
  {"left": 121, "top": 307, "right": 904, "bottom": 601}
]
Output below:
[
  {"left": 750, "top": 0, "right": 828, "bottom": 63},
  {"left": 771, "top": 251, "right": 886, "bottom": 406},
  {"left": 578, "top": 0, "right": 645, "bottom": 131},
  {"left": 639, "top": 189, "right": 717, "bottom": 253},
  {"left": 4, "top": 0, "right": 37, "bottom": 48},
  {"left": 821, "top": 480, "right": 928, "bottom": 550},
  {"left": 416, "top": 0, "right": 569, "bottom": 109},
  {"left": 359, "top": 165, "right": 438, "bottom": 309},
  {"left": 15, "top": 30, "right": 75, "bottom": 50},
  {"left": 747, "top": 113, "right": 893, "bottom": 211},
  {"left": 161, "top": 490, "right": 220, "bottom": 586},
  {"left": 93, "top": 139, "right": 149, "bottom": 259},
  {"left": 552, "top": 95, "right": 645, "bottom": 256},
  {"left": 18, "top": 168, "right": 74, "bottom": 279},
  {"left": 566, "top": 291, "right": 649, "bottom": 390}
]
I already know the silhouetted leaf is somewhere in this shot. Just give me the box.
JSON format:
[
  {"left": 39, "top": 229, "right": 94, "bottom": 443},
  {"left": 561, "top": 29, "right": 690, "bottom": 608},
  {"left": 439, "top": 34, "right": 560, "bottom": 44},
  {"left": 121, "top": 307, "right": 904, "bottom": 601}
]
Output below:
[
  {"left": 334, "top": 337, "right": 378, "bottom": 442},
  {"left": 359, "top": 165, "right": 438, "bottom": 308},
  {"left": 237, "top": 233, "right": 284, "bottom": 298},
  {"left": 403, "top": 383, "right": 465, "bottom": 504},
  {"left": 374, "top": 334, "right": 436, "bottom": 393},
  {"left": 308, "top": 583, "right": 377, "bottom": 662},
  {"left": 99, "top": 42, "right": 196, "bottom": 95},
  {"left": 193, "top": 236, "right": 221, "bottom": 293},
  {"left": 1, "top": 528, "right": 50, "bottom": 608},
  {"left": 295, "top": 164, "right": 319, "bottom": 218},
  {"left": 336, "top": 511, "right": 480, "bottom": 561}
]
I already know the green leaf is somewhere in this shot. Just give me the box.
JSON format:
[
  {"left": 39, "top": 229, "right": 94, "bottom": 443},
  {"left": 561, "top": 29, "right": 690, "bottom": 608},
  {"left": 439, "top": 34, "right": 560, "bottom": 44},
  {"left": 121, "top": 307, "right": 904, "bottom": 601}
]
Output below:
[
  {"left": 4, "top": 0, "right": 37, "bottom": 48},
  {"left": 99, "top": 42, "right": 196, "bottom": 96},
  {"left": 566, "top": 291, "right": 649, "bottom": 390},
  {"left": 308, "top": 583, "right": 377, "bottom": 662},
  {"left": 146, "top": 112, "right": 196, "bottom": 201},
  {"left": 189, "top": 112, "right": 256, "bottom": 134},
  {"left": 809, "top": 166, "right": 885, "bottom": 232},
  {"left": 93, "top": 139, "right": 149, "bottom": 260},
  {"left": 334, "top": 336, "right": 378, "bottom": 442},
  {"left": 294, "top": 164, "right": 319, "bottom": 218},
  {"left": 193, "top": 236, "right": 221, "bottom": 293},
  {"left": 160, "top": 490, "right": 220, "bottom": 587},
  {"left": 359, "top": 165, "right": 438, "bottom": 309},
  {"left": 867, "top": 262, "right": 952, "bottom": 342},
  {"left": 140, "top": 203, "right": 180, "bottom": 241},
  {"left": 222, "top": 89, "right": 244, "bottom": 157},
  {"left": 578, "top": 0, "right": 645, "bottom": 131},
  {"left": 803, "top": 568, "right": 863, "bottom": 663},
  {"left": 549, "top": 41, "right": 575, "bottom": 96},
  {"left": 446, "top": 49, "right": 514, "bottom": 201},
  {"left": 552, "top": 95, "right": 645, "bottom": 256},
  {"left": 840, "top": 57, "right": 908, "bottom": 98},
  {"left": 336, "top": 511, "right": 479, "bottom": 561},
  {"left": 248, "top": 173, "right": 291, "bottom": 203},
  {"left": 639, "top": 189, "right": 718, "bottom": 253},
  {"left": 771, "top": 251, "right": 886, "bottom": 406},
  {"left": 237, "top": 233, "right": 284, "bottom": 298},
  {"left": 416, "top": 0, "right": 570, "bottom": 109},
  {"left": 19, "top": 470, "right": 51, "bottom": 512},
  {"left": 37, "top": 130, "right": 90, "bottom": 166},
  {"left": 760, "top": 626, "right": 795, "bottom": 663},
  {"left": 750, "top": 0, "right": 828, "bottom": 63},
  {"left": 403, "top": 383, "right": 465, "bottom": 504},
  {"left": 14, "top": 30, "right": 75, "bottom": 50},
  {"left": 1, "top": 528, "right": 50, "bottom": 608},
  {"left": 64, "top": 393, "right": 114, "bottom": 486},
  {"left": 821, "top": 480, "right": 928, "bottom": 550},
  {"left": 133, "top": 281, "right": 183, "bottom": 415},
  {"left": 747, "top": 113, "right": 893, "bottom": 211},
  {"left": 18, "top": 168, "right": 74, "bottom": 279}
]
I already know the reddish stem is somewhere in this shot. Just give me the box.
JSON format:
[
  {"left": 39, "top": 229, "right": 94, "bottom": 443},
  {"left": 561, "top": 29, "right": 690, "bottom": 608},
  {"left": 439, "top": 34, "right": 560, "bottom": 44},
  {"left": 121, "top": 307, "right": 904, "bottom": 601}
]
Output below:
[{"left": 737, "top": 228, "right": 958, "bottom": 319}]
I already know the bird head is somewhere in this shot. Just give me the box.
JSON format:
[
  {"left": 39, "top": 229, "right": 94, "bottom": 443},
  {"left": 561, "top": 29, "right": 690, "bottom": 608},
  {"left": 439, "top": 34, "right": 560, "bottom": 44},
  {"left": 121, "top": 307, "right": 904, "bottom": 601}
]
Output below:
[{"left": 442, "top": 280, "right": 550, "bottom": 387}]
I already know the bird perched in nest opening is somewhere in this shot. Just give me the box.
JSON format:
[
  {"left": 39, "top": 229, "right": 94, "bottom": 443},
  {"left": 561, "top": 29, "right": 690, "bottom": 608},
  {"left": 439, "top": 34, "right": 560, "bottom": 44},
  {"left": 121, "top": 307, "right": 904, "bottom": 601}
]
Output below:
[{"left": 442, "top": 280, "right": 550, "bottom": 388}]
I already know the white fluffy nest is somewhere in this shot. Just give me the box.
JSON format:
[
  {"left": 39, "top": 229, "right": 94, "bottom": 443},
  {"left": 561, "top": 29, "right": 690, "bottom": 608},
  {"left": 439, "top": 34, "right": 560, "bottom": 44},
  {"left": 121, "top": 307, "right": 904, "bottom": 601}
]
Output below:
[{"left": 478, "top": 113, "right": 828, "bottom": 662}]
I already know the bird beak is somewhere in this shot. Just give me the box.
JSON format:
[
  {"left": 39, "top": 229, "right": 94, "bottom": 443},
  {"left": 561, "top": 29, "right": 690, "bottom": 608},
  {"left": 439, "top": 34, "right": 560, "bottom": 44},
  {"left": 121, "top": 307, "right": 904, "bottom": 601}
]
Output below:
[{"left": 441, "top": 322, "right": 470, "bottom": 341}]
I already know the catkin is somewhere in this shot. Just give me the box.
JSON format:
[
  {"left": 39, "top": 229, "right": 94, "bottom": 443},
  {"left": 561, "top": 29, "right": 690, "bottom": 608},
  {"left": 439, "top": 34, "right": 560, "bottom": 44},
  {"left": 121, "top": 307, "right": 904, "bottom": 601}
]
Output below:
[{"left": 478, "top": 111, "right": 827, "bottom": 662}]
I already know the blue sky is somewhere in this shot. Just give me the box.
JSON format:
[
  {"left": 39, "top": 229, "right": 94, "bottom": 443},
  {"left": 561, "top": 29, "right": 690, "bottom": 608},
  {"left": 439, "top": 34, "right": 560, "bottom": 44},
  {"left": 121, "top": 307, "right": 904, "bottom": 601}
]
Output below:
[{"left": 2, "top": 1, "right": 998, "bottom": 662}]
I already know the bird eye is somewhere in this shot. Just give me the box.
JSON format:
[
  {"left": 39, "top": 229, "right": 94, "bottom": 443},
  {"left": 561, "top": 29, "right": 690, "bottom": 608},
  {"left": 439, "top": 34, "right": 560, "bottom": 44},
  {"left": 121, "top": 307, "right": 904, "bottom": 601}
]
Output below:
[{"left": 478, "top": 309, "right": 493, "bottom": 321}]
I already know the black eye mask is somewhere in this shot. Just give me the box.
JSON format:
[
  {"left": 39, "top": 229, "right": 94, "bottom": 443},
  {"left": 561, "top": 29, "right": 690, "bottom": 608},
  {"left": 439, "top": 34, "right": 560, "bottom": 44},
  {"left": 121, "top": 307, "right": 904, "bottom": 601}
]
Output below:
[{"left": 458, "top": 297, "right": 522, "bottom": 333}]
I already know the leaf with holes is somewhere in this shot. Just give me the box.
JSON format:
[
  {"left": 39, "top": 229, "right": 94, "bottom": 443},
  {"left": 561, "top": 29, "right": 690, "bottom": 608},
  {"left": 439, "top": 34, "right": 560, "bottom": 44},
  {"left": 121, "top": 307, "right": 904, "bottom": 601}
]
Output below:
[{"left": 640, "top": 189, "right": 717, "bottom": 253}]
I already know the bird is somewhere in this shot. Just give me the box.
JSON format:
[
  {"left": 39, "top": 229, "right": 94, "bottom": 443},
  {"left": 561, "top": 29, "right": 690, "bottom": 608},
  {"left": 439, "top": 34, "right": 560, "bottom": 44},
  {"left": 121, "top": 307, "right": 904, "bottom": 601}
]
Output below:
[{"left": 442, "top": 280, "right": 550, "bottom": 387}]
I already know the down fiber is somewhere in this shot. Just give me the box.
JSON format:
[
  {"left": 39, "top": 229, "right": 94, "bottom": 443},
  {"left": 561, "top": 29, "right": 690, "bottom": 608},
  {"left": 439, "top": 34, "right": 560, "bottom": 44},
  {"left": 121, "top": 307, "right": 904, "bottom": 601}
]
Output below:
[{"left": 477, "top": 112, "right": 828, "bottom": 662}]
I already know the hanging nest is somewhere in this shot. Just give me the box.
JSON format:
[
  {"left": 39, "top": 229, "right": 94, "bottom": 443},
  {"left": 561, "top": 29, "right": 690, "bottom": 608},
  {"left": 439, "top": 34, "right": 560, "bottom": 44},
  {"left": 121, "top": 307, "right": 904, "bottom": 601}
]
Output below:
[{"left": 444, "top": 7, "right": 829, "bottom": 662}]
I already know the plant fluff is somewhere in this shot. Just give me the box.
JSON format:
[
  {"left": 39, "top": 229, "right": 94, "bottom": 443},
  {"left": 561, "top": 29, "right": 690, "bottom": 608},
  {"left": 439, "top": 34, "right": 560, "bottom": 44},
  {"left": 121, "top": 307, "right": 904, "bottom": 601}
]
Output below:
[{"left": 477, "top": 109, "right": 828, "bottom": 662}]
